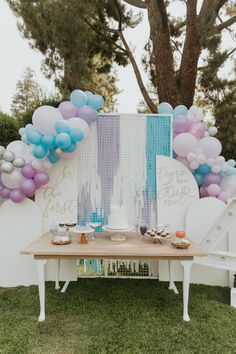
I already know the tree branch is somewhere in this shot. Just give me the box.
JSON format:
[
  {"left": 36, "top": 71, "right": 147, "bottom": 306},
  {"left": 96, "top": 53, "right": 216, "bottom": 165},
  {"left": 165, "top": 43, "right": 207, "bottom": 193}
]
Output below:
[
  {"left": 118, "top": 29, "right": 156, "bottom": 112},
  {"left": 216, "top": 15, "right": 236, "bottom": 31},
  {"left": 122, "top": 0, "right": 147, "bottom": 9}
]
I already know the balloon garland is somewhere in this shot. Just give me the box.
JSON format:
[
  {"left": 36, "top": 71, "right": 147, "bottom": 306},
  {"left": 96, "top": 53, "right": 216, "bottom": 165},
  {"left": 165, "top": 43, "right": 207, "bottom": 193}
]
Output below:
[
  {"left": 0, "top": 93, "right": 235, "bottom": 204},
  {"left": 0, "top": 90, "right": 104, "bottom": 202},
  {"left": 158, "top": 102, "right": 236, "bottom": 203}
]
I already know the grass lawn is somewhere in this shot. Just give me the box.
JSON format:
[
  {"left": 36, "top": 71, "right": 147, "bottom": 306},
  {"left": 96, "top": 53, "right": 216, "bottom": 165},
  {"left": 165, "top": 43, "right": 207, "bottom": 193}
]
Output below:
[{"left": 0, "top": 280, "right": 236, "bottom": 354}]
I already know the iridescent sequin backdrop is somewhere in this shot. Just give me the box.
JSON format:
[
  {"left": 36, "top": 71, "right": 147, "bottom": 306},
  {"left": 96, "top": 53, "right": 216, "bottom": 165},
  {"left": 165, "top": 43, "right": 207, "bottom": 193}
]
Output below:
[{"left": 77, "top": 114, "right": 172, "bottom": 228}]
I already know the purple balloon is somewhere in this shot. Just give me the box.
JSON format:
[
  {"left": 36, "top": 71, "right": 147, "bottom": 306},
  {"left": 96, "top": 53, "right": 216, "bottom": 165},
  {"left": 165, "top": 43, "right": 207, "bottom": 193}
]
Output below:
[
  {"left": 0, "top": 187, "right": 11, "bottom": 199},
  {"left": 20, "top": 179, "right": 36, "bottom": 196},
  {"left": 173, "top": 115, "right": 190, "bottom": 133},
  {"left": 22, "top": 164, "right": 37, "bottom": 179},
  {"left": 10, "top": 189, "right": 25, "bottom": 203},
  {"left": 218, "top": 191, "right": 230, "bottom": 203},
  {"left": 58, "top": 101, "right": 78, "bottom": 120},
  {"left": 203, "top": 173, "right": 222, "bottom": 187},
  {"left": 188, "top": 121, "right": 206, "bottom": 139},
  {"left": 77, "top": 105, "right": 97, "bottom": 125},
  {"left": 207, "top": 183, "right": 221, "bottom": 197},
  {"left": 34, "top": 172, "right": 49, "bottom": 188}
]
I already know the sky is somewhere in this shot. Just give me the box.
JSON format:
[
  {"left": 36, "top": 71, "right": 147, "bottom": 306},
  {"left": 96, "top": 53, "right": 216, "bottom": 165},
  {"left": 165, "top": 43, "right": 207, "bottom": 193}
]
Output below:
[{"left": 0, "top": 1, "right": 234, "bottom": 114}]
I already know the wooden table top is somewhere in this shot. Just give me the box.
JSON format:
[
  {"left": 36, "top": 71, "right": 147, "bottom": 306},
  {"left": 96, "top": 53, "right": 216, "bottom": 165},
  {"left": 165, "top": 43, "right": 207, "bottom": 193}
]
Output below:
[{"left": 21, "top": 232, "right": 207, "bottom": 260}]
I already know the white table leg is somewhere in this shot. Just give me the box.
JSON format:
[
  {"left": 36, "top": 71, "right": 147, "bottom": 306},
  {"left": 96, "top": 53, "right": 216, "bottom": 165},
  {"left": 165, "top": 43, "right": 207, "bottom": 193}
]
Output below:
[
  {"left": 35, "top": 259, "right": 48, "bottom": 322},
  {"left": 168, "top": 260, "right": 179, "bottom": 294},
  {"left": 61, "top": 280, "right": 70, "bottom": 293},
  {"left": 181, "top": 260, "right": 193, "bottom": 322},
  {"left": 55, "top": 259, "right": 60, "bottom": 290}
]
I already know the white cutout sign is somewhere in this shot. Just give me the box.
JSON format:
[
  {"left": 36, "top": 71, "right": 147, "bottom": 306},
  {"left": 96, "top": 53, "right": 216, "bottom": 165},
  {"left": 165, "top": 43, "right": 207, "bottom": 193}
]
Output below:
[{"left": 156, "top": 156, "right": 199, "bottom": 231}]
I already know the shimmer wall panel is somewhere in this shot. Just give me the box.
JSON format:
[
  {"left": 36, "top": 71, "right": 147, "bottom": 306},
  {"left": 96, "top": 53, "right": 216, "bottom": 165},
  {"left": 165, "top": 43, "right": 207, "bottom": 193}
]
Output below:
[{"left": 77, "top": 114, "right": 172, "bottom": 228}]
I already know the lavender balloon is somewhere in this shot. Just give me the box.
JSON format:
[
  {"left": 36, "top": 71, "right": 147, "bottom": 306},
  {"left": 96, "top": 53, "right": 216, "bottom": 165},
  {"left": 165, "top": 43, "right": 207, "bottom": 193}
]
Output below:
[
  {"left": 77, "top": 105, "right": 97, "bottom": 125},
  {"left": 10, "top": 189, "right": 25, "bottom": 203},
  {"left": 34, "top": 172, "right": 49, "bottom": 188},
  {"left": 207, "top": 184, "right": 221, "bottom": 197},
  {"left": 218, "top": 191, "right": 229, "bottom": 203},
  {"left": 188, "top": 122, "right": 205, "bottom": 139},
  {"left": 203, "top": 173, "right": 222, "bottom": 187},
  {"left": 0, "top": 187, "right": 11, "bottom": 199},
  {"left": 22, "top": 164, "right": 37, "bottom": 179},
  {"left": 173, "top": 115, "right": 190, "bottom": 133},
  {"left": 58, "top": 101, "right": 77, "bottom": 120},
  {"left": 20, "top": 179, "right": 36, "bottom": 196}
]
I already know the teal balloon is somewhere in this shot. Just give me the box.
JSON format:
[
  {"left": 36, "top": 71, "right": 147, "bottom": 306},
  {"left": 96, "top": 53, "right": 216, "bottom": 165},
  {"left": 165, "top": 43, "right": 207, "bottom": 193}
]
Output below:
[
  {"left": 195, "top": 164, "right": 211, "bottom": 175},
  {"left": 173, "top": 105, "right": 188, "bottom": 117},
  {"left": 69, "top": 128, "right": 84, "bottom": 143},
  {"left": 42, "top": 134, "right": 56, "bottom": 149},
  {"left": 70, "top": 90, "right": 88, "bottom": 108},
  {"left": 87, "top": 94, "right": 104, "bottom": 110},
  {"left": 33, "top": 145, "right": 48, "bottom": 159},
  {"left": 26, "top": 129, "right": 42, "bottom": 145},
  {"left": 62, "top": 143, "right": 77, "bottom": 153},
  {"left": 48, "top": 150, "right": 60, "bottom": 164},
  {"left": 55, "top": 133, "right": 71, "bottom": 149},
  {"left": 158, "top": 102, "right": 173, "bottom": 114},
  {"left": 55, "top": 120, "right": 70, "bottom": 134},
  {"left": 193, "top": 173, "right": 203, "bottom": 186}
]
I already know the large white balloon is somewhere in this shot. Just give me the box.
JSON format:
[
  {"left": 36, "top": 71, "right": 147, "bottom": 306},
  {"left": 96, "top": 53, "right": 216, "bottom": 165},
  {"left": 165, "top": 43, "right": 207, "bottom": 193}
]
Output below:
[
  {"left": 32, "top": 106, "right": 63, "bottom": 134},
  {"left": 6, "top": 141, "right": 33, "bottom": 162},
  {"left": 67, "top": 117, "right": 90, "bottom": 139},
  {"left": 198, "top": 137, "right": 222, "bottom": 158},
  {"left": 172, "top": 133, "right": 198, "bottom": 157},
  {"left": 220, "top": 175, "right": 236, "bottom": 197},
  {"left": 1, "top": 169, "right": 25, "bottom": 189}
]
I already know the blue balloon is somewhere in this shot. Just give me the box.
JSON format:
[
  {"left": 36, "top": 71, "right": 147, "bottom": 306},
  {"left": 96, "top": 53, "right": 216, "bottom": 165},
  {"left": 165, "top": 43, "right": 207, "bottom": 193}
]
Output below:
[
  {"left": 48, "top": 150, "right": 60, "bottom": 164},
  {"left": 21, "top": 134, "right": 28, "bottom": 143},
  {"left": 193, "top": 172, "right": 203, "bottom": 186},
  {"left": 26, "top": 129, "right": 42, "bottom": 145},
  {"left": 42, "top": 134, "right": 56, "bottom": 149},
  {"left": 157, "top": 102, "right": 173, "bottom": 115},
  {"left": 87, "top": 94, "right": 104, "bottom": 110},
  {"left": 33, "top": 145, "right": 48, "bottom": 159},
  {"left": 55, "top": 120, "right": 70, "bottom": 134},
  {"left": 85, "top": 91, "right": 93, "bottom": 100},
  {"left": 70, "top": 90, "right": 88, "bottom": 108},
  {"left": 173, "top": 105, "right": 188, "bottom": 117},
  {"left": 62, "top": 143, "right": 77, "bottom": 153},
  {"left": 227, "top": 159, "right": 236, "bottom": 167},
  {"left": 55, "top": 133, "right": 71, "bottom": 149},
  {"left": 195, "top": 164, "right": 211, "bottom": 175},
  {"left": 69, "top": 128, "right": 84, "bottom": 143}
]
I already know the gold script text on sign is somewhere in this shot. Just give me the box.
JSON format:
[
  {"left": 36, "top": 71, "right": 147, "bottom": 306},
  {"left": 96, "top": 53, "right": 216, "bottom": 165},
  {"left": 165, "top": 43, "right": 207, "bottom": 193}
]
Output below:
[
  {"left": 157, "top": 166, "right": 196, "bottom": 207},
  {"left": 42, "top": 165, "right": 77, "bottom": 217}
]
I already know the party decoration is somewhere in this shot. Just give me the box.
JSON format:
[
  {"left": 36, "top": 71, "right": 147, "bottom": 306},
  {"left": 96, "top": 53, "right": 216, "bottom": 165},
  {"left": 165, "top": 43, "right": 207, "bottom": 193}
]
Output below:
[
  {"left": 198, "top": 137, "right": 222, "bottom": 158},
  {"left": 70, "top": 90, "right": 88, "bottom": 108},
  {"left": 157, "top": 102, "right": 173, "bottom": 115},
  {"left": 58, "top": 101, "right": 77, "bottom": 120},
  {"left": 173, "top": 133, "right": 198, "bottom": 157},
  {"left": 32, "top": 106, "right": 63, "bottom": 134}
]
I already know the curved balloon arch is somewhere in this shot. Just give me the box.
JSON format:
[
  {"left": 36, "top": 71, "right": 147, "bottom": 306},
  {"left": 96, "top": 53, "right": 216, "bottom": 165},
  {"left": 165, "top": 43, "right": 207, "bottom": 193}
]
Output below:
[{"left": 0, "top": 93, "right": 235, "bottom": 203}]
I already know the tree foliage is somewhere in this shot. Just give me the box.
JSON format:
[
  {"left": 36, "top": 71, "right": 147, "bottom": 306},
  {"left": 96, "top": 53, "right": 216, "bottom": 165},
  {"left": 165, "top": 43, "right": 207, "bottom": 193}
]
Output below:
[
  {"left": 11, "top": 67, "right": 44, "bottom": 118},
  {"left": 0, "top": 112, "right": 20, "bottom": 147}
]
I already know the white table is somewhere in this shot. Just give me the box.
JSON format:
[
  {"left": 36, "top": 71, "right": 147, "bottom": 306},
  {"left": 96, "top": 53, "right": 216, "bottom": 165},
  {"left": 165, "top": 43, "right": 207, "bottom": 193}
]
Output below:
[{"left": 21, "top": 232, "right": 206, "bottom": 322}]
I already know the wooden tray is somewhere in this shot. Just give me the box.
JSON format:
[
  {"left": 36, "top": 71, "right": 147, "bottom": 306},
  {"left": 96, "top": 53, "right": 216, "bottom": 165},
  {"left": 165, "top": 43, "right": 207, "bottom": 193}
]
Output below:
[{"left": 171, "top": 242, "right": 190, "bottom": 249}]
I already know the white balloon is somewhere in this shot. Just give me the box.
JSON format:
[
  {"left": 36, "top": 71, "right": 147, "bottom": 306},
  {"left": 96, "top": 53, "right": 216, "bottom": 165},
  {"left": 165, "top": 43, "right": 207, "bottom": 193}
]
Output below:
[
  {"left": 208, "top": 126, "right": 218, "bottom": 136},
  {"left": 32, "top": 106, "right": 63, "bottom": 134},
  {"left": 42, "top": 160, "right": 52, "bottom": 170},
  {"left": 197, "top": 154, "right": 207, "bottom": 164},
  {"left": 220, "top": 175, "right": 236, "bottom": 197},
  {"left": 204, "top": 131, "right": 210, "bottom": 137},
  {"left": 31, "top": 159, "right": 43, "bottom": 170},
  {"left": 67, "top": 117, "right": 90, "bottom": 139},
  {"left": 1, "top": 169, "right": 25, "bottom": 189},
  {"left": 186, "top": 152, "right": 196, "bottom": 162},
  {"left": 190, "top": 161, "right": 199, "bottom": 170},
  {"left": 3, "top": 150, "right": 15, "bottom": 162},
  {"left": 13, "top": 158, "right": 26, "bottom": 168},
  {"left": 207, "top": 158, "right": 215, "bottom": 167},
  {"left": 215, "top": 156, "right": 225, "bottom": 165},
  {"left": 188, "top": 105, "right": 204, "bottom": 121},
  {"left": 6, "top": 141, "right": 33, "bottom": 162},
  {"left": 211, "top": 165, "right": 221, "bottom": 174},
  {"left": 198, "top": 137, "right": 222, "bottom": 158},
  {"left": 1, "top": 162, "right": 14, "bottom": 173}
]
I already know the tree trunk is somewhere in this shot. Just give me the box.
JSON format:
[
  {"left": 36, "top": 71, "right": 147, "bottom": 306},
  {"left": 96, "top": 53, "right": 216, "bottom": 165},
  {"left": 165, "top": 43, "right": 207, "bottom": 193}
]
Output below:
[
  {"left": 146, "top": 0, "right": 181, "bottom": 108},
  {"left": 178, "top": 0, "right": 201, "bottom": 108}
]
